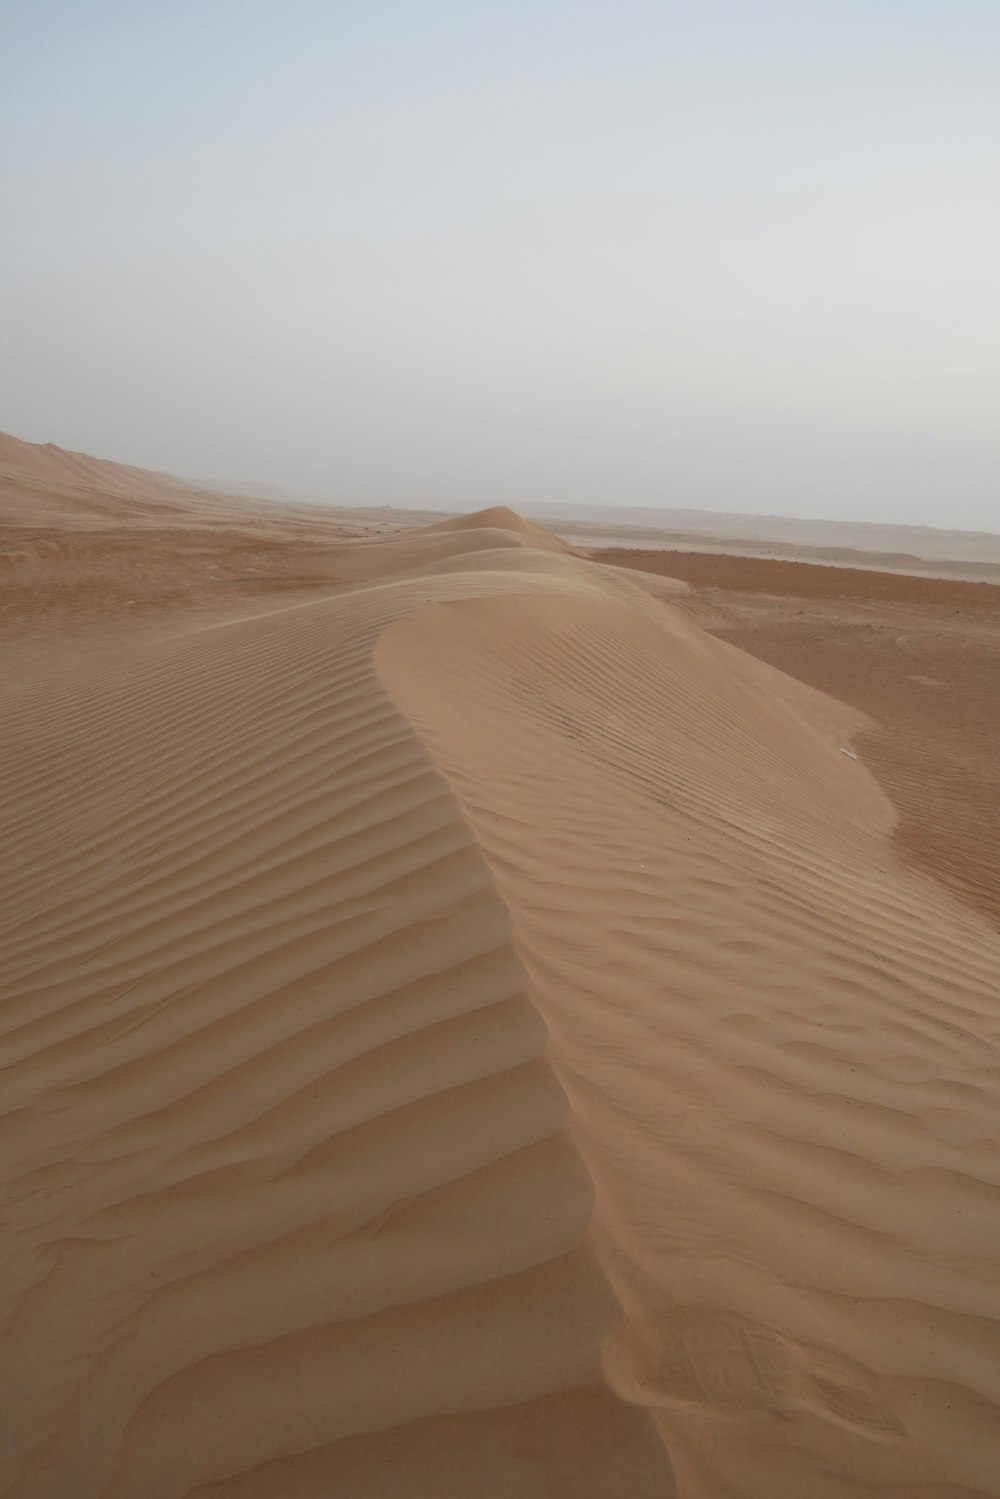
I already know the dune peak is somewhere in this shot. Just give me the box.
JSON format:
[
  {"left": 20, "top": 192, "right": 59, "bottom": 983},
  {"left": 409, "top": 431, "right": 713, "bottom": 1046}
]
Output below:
[{"left": 421, "top": 505, "right": 583, "bottom": 555}]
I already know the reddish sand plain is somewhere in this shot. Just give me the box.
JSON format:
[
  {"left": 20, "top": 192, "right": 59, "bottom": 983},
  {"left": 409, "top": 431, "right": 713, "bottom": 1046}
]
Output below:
[
  {"left": 598, "top": 549, "right": 1000, "bottom": 925},
  {"left": 2, "top": 434, "right": 1000, "bottom": 1498}
]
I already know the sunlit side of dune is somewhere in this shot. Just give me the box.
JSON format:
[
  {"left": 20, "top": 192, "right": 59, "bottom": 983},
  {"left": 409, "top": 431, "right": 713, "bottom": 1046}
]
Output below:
[{"left": 379, "top": 569, "right": 1000, "bottom": 1497}]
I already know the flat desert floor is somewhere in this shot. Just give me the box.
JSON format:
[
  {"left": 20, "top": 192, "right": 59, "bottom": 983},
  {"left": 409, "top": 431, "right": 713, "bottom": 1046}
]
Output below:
[{"left": 2, "top": 435, "right": 1000, "bottom": 1498}]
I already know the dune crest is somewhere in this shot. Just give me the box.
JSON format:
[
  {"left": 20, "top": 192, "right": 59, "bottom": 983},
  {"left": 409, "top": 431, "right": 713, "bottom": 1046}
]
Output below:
[
  {"left": 421, "top": 506, "right": 585, "bottom": 555},
  {"left": 2, "top": 491, "right": 999, "bottom": 1496}
]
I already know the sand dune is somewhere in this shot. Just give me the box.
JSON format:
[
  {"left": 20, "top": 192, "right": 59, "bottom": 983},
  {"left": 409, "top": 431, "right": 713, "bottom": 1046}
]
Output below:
[
  {"left": 378, "top": 569, "right": 1000, "bottom": 1497},
  {"left": 0, "top": 431, "right": 225, "bottom": 527},
  {"left": 2, "top": 465, "right": 1000, "bottom": 1497},
  {"left": 0, "top": 430, "right": 341, "bottom": 533}
]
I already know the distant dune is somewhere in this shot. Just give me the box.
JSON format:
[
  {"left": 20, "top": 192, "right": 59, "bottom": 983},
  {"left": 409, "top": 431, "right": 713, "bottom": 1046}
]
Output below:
[
  {"left": 0, "top": 431, "right": 328, "bottom": 531},
  {"left": 0, "top": 430, "right": 190, "bottom": 498},
  {"left": 9, "top": 428, "right": 995, "bottom": 574},
  {"left": 0, "top": 430, "right": 202, "bottom": 524},
  {"left": 2, "top": 433, "right": 1000, "bottom": 1497}
]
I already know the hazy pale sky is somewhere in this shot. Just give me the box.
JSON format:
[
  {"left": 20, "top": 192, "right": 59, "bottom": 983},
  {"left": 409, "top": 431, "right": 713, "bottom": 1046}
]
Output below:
[{"left": 2, "top": 1, "right": 998, "bottom": 527}]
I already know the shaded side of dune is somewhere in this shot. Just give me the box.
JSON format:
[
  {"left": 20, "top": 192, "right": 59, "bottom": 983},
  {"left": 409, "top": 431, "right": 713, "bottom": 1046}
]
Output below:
[{"left": 0, "top": 575, "right": 672, "bottom": 1496}]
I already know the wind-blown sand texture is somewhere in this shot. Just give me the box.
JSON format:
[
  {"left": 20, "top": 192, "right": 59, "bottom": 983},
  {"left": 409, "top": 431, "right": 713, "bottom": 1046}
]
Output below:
[{"left": 2, "top": 434, "right": 1000, "bottom": 1497}]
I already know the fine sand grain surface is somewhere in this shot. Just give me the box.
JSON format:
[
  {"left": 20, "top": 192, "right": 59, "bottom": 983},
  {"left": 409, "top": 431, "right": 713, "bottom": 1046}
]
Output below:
[{"left": 2, "top": 434, "right": 1000, "bottom": 1497}]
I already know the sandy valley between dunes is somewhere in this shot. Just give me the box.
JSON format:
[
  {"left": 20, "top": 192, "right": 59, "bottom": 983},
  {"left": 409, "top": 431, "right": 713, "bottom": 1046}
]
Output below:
[{"left": 2, "top": 434, "right": 999, "bottom": 1498}]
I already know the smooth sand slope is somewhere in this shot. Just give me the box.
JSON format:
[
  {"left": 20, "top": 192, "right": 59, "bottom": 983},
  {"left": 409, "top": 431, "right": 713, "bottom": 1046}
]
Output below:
[
  {"left": 2, "top": 445, "right": 1000, "bottom": 1497},
  {"left": 0, "top": 431, "right": 244, "bottom": 527}
]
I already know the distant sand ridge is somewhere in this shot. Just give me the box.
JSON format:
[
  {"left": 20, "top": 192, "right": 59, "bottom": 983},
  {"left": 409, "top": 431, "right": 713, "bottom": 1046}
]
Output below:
[{"left": 2, "top": 433, "right": 999, "bottom": 1497}]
